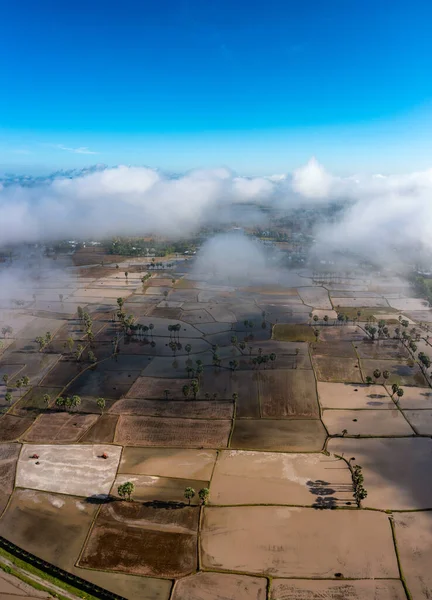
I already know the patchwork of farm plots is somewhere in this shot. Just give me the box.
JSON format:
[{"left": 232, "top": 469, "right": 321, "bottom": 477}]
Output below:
[{"left": 1, "top": 260, "right": 432, "bottom": 599}]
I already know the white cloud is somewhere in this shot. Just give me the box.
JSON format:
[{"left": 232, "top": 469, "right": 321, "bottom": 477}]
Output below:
[
  {"left": 291, "top": 157, "right": 338, "bottom": 199},
  {"left": 56, "top": 145, "right": 99, "bottom": 155},
  {"left": 2, "top": 159, "right": 432, "bottom": 270}
]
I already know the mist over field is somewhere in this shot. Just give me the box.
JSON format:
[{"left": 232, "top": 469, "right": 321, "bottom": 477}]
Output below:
[{"left": 1, "top": 159, "right": 432, "bottom": 270}]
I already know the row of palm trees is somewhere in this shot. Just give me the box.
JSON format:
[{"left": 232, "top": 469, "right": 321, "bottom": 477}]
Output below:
[{"left": 117, "top": 481, "right": 210, "bottom": 506}]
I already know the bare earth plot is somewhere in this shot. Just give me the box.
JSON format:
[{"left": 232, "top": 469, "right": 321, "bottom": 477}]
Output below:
[
  {"left": 297, "top": 287, "right": 332, "bottom": 309},
  {"left": 201, "top": 507, "right": 398, "bottom": 578},
  {"left": 318, "top": 382, "right": 393, "bottom": 409},
  {"left": 393, "top": 512, "right": 432, "bottom": 600},
  {"left": 397, "top": 386, "right": 432, "bottom": 409},
  {"left": 0, "top": 488, "right": 97, "bottom": 571},
  {"left": 113, "top": 474, "right": 207, "bottom": 504},
  {"left": 360, "top": 358, "right": 428, "bottom": 386},
  {"left": 126, "top": 376, "right": 189, "bottom": 399},
  {"left": 402, "top": 409, "right": 432, "bottom": 434},
  {"left": 75, "top": 568, "right": 173, "bottom": 600},
  {"left": 230, "top": 419, "right": 326, "bottom": 452},
  {"left": 110, "top": 398, "right": 234, "bottom": 419},
  {"left": 388, "top": 297, "right": 429, "bottom": 311},
  {"left": 200, "top": 370, "right": 260, "bottom": 418},
  {"left": 0, "top": 443, "right": 21, "bottom": 515},
  {"left": 355, "top": 340, "right": 409, "bottom": 360},
  {"left": 16, "top": 443, "right": 121, "bottom": 497},
  {"left": 271, "top": 579, "right": 406, "bottom": 600},
  {"left": 115, "top": 415, "right": 231, "bottom": 448},
  {"left": 210, "top": 450, "right": 353, "bottom": 506},
  {"left": 119, "top": 447, "right": 217, "bottom": 480},
  {"left": 319, "top": 325, "right": 364, "bottom": 342},
  {"left": 172, "top": 572, "right": 267, "bottom": 600},
  {"left": 311, "top": 340, "right": 357, "bottom": 358},
  {"left": 0, "top": 415, "right": 33, "bottom": 441},
  {"left": 79, "top": 502, "right": 199, "bottom": 577},
  {"left": 80, "top": 414, "right": 119, "bottom": 442},
  {"left": 312, "top": 355, "right": 363, "bottom": 383},
  {"left": 328, "top": 438, "right": 432, "bottom": 510},
  {"left": 23, "top": 412, "right": 98, "bottom": 442},
  {"left": 258, "top": 369, "right": 319, "bottom": 418},
  {"left": 322, "top": 408, "right": 414, "bottom": 436},
  {"left": 332, "top": 297, "right": 389, "bottom": 308}
]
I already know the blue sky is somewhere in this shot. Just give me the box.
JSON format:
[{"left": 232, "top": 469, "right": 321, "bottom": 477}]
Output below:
[{"left": 1, "top": 0, "right": 432, "bottom": 174}]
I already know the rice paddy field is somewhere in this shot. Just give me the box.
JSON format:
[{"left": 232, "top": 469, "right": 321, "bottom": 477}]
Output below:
[{"left": 1, "top": 254, "right": 432, "bottom": 599}]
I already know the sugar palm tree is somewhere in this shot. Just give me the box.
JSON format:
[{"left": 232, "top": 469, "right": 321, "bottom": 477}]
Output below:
[
  {"left": 190, "top": 379, "right": 200, "bottom": 400},
  {"left": 373, "top": 369, "right": 381, "bottom": 383},
  {"left": 184, "top": 487, "right": 195, "bottom": 505},
  {"left": 198, "top": 488, "right": 210, "bottom": 505},
  {"left": 97, "top": 397, "right": 106, "bottom": 414}
]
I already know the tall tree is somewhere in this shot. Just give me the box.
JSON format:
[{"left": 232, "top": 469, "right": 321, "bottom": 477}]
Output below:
[
  {"left": 184, "top": 487, "right": 196, "bottom": 505},
  {"left": 118, "top": 481, "right": 134, "bottom": 501}
]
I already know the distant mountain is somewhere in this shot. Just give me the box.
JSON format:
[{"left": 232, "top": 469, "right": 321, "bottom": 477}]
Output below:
[{"left": 0, "top": 164, "right": 109, "bottom": 187}]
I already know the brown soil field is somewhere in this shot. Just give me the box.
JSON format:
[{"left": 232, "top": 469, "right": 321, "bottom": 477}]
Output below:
[
  {"left": 11, "top": 386, "right": 62, "bottom": 417},
  {"left": 5, "top": 352, "right": 62, "bottom": 386},
  {"left": 210, "top": 450, "right": 353, "bottom": 507},
  {"left": 0, "top": 443, "right": 21, "bottom": 515},
  {"left": 332, "top": 297, "right": 389, "bottom": 308},
  {"left": 113, "top": 474, "right": 207, "bottom": 504},
  {"left": 195, "top": 322, "right": 232, "bottom": 335},
  {"left": 80, "top": 414, "right": 119, "bottom": 442},
  {"left": 16, "top": 444, "right": 121, "bottom": 497},
  {"left": 328, "top": 438, "right": 432, "bottom": 510},
  {"left": 355, "top": 339, "right": 409, "bottom": 360},
  {"left": 0, "top": 488, "right": 97, "bottom": 571},
  {"left": 403, "top": 409, "right": 432, "bottom": 434},
  {"left": 115, "top": 415, "right": 231, "bottom": 447},
  {"left": 0, "top": 415, "right": 33, "bottom": 441},
  {"left": 172, "top": 572, "right": 267, "bottom": 600},
  {"left": 322, "top": 408, "right": 414, "bottom": 436},
  {"left": 312, "top": 356, "right": 363, "bottom": 383},
  {"left": 200, "top": 371, "right": 260, "bottom": 418},
  {"left": 360, "top": 358, "right": 428, "bottom": 386},
  {"left": 230, "top": 419, "right": 326, "bottom": 452},
  {"left": 318, "top": 382, "right": 392, "bottom": 409},
  {"left": 79, "top": 501, "right": 199, "bottom": 577},
  {"left": 393, "top": 512, "right": 432, "bottom": 600},
  {"left": 311, "top": 341, "right": 357, "bottom": 358},
  {"left": 110, "top": 398, "right": 234, "bottom": 419},
  {"left": 23, "top": 412, "right": 98, "bottom": 442},
  {"left": 39, "top": 359, "right": 87, "bottom": 387},
  {"left": 271, "top": 579, "right": 406, "bottom": 599},
  {"left": 74, "top": 568, "right": 172, "bottom": 600},
  {"left": 201, "top": 506, "right": 398, "bottom": 578},
  {"left": 72, "top": 248, "right": 126, "bottom": 266},
  {"left": 319, "top": 325, "right": 365, "bottom": 342},
  {"left": 65, "top": 368, "right": 141, "bottom": 399},
  {"left": 258, "top": 369, "right": 319, "bottom": 418},
  {"left": 119, "top": 448, "right": 217, "bottom": 480},
  {"left": 297, "top": 287, "right": 332, "bottom": 309},
  {"left": 148, "top": 307, "right": 183, "bottom": 320},
  {"left": 179, "top": 309, "right": 214, "bottom": 324},
  {"left": 126, "top": 377, "right": 187, "bottom": 399},
  {"left": 272, "top": 324, "right": 316, "bottom": 342},
  {"left": 396, "top": 386, "right": 432, "bottom": 409}
]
